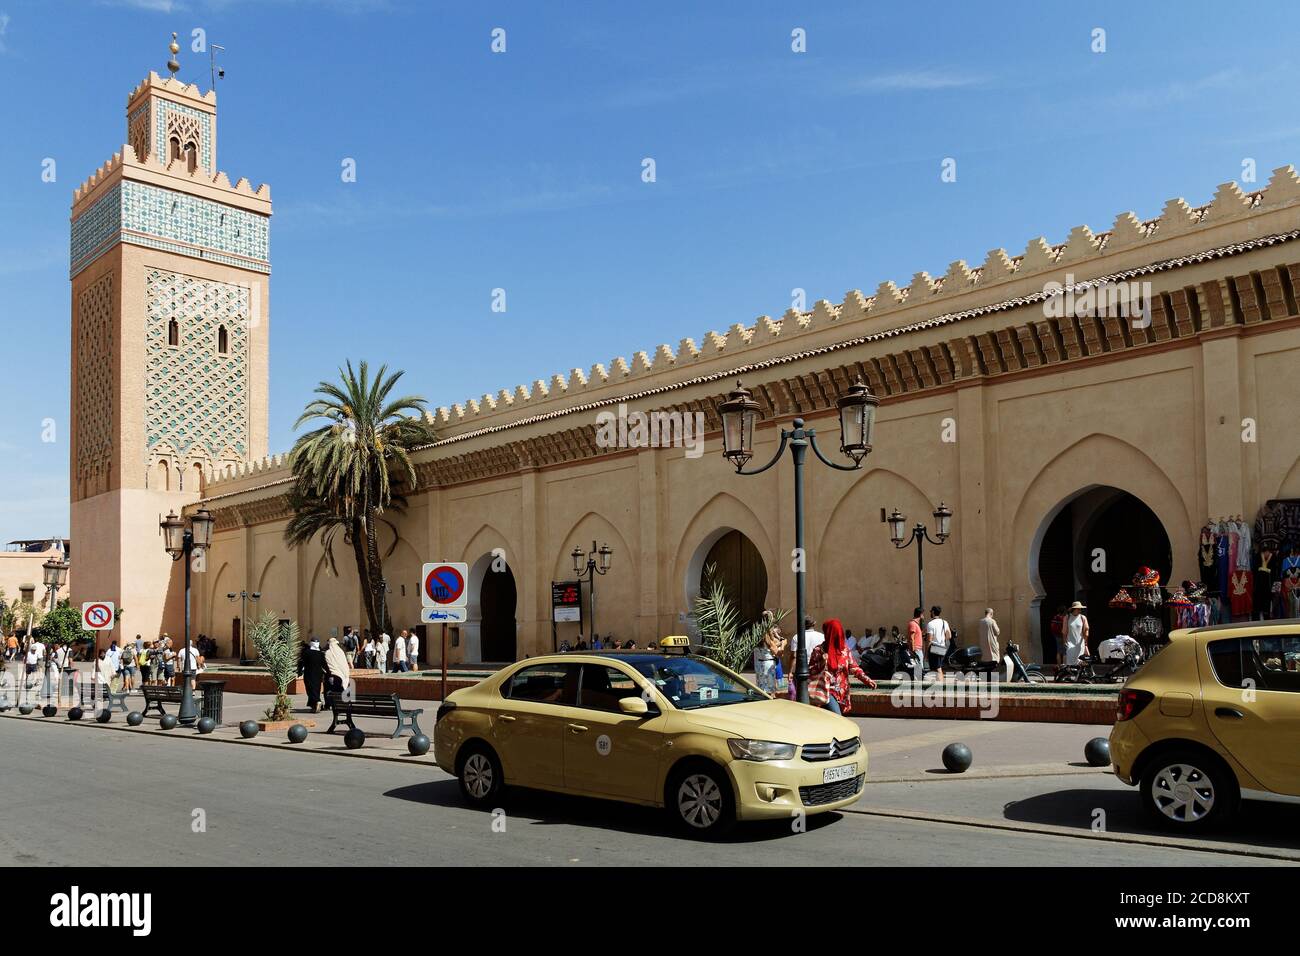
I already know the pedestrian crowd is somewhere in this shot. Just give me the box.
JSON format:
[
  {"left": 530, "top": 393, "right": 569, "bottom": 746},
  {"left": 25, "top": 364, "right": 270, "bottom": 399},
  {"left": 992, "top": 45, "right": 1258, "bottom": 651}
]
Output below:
[
  {"left": 295, "top": 625, "right": 424, "bottom": 712},
  {"left": 556, "top": 634, "right": 645, "bottom": 652},
  {"left": 1, "top": 631, "right": 207, "bottom": 707},
  {"left": 747, "top": 604, "right": 1007, "bottom": 716}
]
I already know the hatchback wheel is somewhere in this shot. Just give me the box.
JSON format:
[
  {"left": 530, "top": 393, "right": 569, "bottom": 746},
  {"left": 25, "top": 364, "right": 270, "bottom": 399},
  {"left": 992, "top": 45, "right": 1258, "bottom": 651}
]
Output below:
[
  {"left": 1140, "top": 750, "right": 1236, "bottom": 831},
  {"left": 667, "top": 764, "right": 735, "bottom": 838},
  {"left": 457, "top": 744, "right": 504, "bottom": 807}
]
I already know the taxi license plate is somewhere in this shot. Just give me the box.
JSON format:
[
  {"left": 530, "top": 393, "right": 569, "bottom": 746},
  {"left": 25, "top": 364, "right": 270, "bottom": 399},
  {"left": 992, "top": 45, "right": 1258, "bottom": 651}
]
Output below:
[{"left": 823, "top": 764, "right": 857, "bottom": 784}]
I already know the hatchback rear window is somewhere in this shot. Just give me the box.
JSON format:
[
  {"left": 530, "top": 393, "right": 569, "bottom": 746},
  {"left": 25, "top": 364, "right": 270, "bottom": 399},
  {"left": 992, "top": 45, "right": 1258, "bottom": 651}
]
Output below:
[{"left": 1208, "top": 635, "right": 1300, "bottom": 693}]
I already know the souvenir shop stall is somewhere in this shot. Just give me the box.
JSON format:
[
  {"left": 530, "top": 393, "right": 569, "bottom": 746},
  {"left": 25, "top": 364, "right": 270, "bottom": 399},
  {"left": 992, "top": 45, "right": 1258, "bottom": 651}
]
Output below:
[
  {"left": 1199, "top": 501, "right": 1300, "bottom": 622},
  {"left": 1106, "top": 566, "right": 1210, "bottom": 658}
]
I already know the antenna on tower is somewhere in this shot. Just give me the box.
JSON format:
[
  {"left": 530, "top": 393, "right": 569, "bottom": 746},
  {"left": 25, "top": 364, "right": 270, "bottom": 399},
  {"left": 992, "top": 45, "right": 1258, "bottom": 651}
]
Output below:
[{"left": 210, "top": 44, "right": 226, "bottom": 89}]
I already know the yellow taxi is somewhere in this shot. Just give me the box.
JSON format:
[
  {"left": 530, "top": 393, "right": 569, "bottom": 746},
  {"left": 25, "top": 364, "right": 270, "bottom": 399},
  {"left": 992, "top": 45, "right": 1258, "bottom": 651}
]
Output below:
[
  {"left": 434, "top": 637, "right": 866, "bottom": 836},
  {"left": 1110, "top": 620, "right": 1300, "bottom": 831}
]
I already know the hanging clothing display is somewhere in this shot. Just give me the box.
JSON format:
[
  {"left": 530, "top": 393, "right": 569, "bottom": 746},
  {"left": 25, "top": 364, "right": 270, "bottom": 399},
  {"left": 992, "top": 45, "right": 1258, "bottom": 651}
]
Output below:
[
  {"left": 1256, "top": 501, "right": 1284, "bottom": 551},
  {"left": 1229, "top": 569, "right": 1253, "bottom": 618},
  {"left": 1196, "top": 502, "right": 1300, "bottom": 623},
  {"left": 1199, "top": 525, "right": 1218, "bottom": 591},
  {"left": 1216, "top": 524, "right": 1232, "bottom": 597},
  {"left": 1235, "top": 519, "right": 1253, "bottom": 570},
  {"left": 1256, "top": 551, "right": 1276, "bottom": 621}
]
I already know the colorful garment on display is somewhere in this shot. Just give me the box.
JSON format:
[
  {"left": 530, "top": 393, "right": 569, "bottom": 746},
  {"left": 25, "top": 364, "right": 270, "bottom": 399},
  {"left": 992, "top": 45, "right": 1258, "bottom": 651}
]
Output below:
[
  {"left": 1131, "top": 614, "right": 1164, "bottom": 642},
  {"left": 1166, "top": 588, "right": 1192, "bottom": 607},
  {"left": 1254, "top": 500, "right": 1300, "bottom": 552},
  {"left": 1108, "top": 589, "right": 1136, "bottom": 609},
  {"left": 1199, "top": 526, "right": 1218, "bottom": 591},
  {"left": 1133, "top": 566, "right": 1161, "bottom": 586},
  {"left": 1172, "top": 600, "right": 1211, "bottom": 629},
  {"left": 1256, "top": 501, "right": 1284, "bottom": 551},
  {"left": 1235, "top": 519, "right": 1252, "bottom": 570},
  {"left": 1217, "top": 527, "right": 1231, "bottom": 598},
  {"left": 1229, "top": 570, "right": 1253, "bottom": 618}
]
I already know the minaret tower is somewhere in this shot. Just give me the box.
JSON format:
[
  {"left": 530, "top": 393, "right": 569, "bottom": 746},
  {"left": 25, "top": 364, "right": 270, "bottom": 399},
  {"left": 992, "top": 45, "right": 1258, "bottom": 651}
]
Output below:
[{"left": 69, "top": 35, "right": 271, "bottom": 640}]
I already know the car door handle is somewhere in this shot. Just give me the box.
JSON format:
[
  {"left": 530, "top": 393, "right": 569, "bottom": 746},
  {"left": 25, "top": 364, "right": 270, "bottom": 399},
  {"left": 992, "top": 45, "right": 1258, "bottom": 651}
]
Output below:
[
  {"left": 567, "top": 723, "right": 588, "bottom": 733},
  {"left": 497, "top": 715, "right": 516, "bottom": 723},
  {"left": 1214, "top": 707, "right": 1244, "bottom": 720}
]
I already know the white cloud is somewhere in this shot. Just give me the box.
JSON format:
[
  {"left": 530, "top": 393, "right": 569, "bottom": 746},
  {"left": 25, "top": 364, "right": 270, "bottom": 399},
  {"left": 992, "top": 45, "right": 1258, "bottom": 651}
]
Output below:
[
  {"left": 96, "top": 0, "right": 179, "bottom": 10},
  {"left": 1103, "top": 69, "right": 1243, "bottom": 112},
  {"left": 849, "top": 70, "right": 988, "bottom": 93},
  {"left": 0, "top": 13, "right": 10, "bottom": 53}
]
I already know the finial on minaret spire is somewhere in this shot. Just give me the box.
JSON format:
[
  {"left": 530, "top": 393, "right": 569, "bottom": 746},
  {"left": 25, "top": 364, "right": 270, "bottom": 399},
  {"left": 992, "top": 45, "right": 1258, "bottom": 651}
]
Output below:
[{"left": 166, "top": 32, "right": 180, "bottom": 77}]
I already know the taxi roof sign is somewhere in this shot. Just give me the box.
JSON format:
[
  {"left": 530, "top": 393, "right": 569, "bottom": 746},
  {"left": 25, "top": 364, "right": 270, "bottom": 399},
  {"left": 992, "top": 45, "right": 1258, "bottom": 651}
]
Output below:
[{"left": 659, "top": 635, "right": 692, "bottom": 653}]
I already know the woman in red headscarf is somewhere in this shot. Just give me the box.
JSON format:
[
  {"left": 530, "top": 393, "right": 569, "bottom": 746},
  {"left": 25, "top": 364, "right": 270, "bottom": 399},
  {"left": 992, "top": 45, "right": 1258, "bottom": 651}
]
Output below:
[{"left": 806, "top": 618, "right": 876, "bottom": 714}]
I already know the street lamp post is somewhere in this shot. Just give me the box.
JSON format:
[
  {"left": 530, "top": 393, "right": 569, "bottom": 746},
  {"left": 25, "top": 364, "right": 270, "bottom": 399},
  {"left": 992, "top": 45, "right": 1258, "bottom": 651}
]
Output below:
[
  {"left": 42, "top": 555, "right": 69, "bottom": 614},
  {"left": 571, "top": 541, "right": 613, "bottom": 638},
  {"left": 886, "top": 502, "right": 953, "bottom": 611},
  {"left": 42, "top": 556, "right": 70, "bottom": 704},
  {"left": 160, "top": 507, "right": 214, "bottom": 726},
  {"left": 226, "top": 590, "right": 261, "bottom": 664},
  {"left": 719, "top": 379, "right": 880, "bottom": 704}
]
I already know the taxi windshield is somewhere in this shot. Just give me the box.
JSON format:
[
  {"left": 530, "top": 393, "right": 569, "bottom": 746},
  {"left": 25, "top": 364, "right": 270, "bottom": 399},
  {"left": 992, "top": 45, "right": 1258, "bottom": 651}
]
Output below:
[{"left": 629, "top": 656, "right": 767, "bottom": 709}]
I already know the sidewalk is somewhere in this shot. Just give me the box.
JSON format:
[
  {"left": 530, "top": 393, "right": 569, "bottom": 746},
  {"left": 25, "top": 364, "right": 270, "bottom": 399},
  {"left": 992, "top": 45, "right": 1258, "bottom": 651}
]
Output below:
[{"left": 2, "top": 662, "right": 1111, "bottom": 784}]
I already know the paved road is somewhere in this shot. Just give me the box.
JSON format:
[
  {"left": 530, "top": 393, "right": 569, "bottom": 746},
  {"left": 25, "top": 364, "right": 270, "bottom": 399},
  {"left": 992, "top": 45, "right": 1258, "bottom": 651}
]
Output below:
[{"left": 1, "top": 718, "right": 1291, "bottom": 866}]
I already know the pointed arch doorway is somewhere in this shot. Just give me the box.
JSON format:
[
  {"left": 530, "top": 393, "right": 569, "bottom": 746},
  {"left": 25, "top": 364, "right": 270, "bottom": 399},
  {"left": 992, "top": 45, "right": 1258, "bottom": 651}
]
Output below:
[
  {"left": 696, "top": 529, "right": 768, "bottom": 633},
  {"left": 1031, "top": 486, "right": 1172, "bottom": 662}
]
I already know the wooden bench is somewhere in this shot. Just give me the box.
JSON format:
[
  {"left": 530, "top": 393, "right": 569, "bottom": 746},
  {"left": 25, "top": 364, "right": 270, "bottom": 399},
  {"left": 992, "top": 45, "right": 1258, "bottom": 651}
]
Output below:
[
  {"left": 325, "top": 691, "right": 424, "bottom": 739},
  {"left": 140, "top": 685, "right": 185, "bottom": 716}
]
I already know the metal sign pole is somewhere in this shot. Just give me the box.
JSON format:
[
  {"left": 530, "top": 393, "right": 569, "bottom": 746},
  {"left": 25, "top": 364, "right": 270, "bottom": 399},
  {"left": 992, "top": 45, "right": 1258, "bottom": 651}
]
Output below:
[{"left": 440, "top": 623, "right": 448, "bottom": 702}]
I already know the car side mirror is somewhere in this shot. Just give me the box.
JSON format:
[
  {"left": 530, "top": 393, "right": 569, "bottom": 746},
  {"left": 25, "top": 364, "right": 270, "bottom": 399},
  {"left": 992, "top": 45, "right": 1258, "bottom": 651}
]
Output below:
[{"left": 619, "top": 696, "right": 650, "bottom": 716}]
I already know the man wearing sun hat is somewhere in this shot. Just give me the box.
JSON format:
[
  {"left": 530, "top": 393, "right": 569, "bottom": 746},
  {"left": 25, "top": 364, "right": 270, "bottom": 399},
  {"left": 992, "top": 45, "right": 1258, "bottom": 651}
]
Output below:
[{"left": 1063, "top": 601, "right": 1090, "bottom": 666}]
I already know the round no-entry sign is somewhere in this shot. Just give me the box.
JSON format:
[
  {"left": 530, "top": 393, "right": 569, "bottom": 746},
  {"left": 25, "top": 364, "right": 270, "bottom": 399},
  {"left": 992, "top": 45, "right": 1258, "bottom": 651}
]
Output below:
[
  {"left": 422, "top": 563, "right": 467, "bottom": 607},
  {"left": 82, "top": 601, "right": 115, "bottom": 630}
]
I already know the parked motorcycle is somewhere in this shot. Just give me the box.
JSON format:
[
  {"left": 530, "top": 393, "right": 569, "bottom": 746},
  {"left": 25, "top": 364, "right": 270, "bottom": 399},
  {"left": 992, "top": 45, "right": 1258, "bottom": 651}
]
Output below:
[
  {"left": 941, "top": 641, "right": 1046, "bottom": 683},
  {"left": 858, "top": 638, "right": 923, "bottom": 681},
  {"left": 1054, "top": 641, "right": 1145, "bottom": 684}
]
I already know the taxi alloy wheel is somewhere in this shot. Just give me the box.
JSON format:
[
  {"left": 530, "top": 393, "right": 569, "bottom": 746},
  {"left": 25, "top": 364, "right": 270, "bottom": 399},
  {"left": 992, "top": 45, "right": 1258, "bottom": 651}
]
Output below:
[
  {"left": 679, "top": 774, "right": 722, "bottom": 828},
  {"left": 668, "top": 764, "right": 735, "bottom": 837},
  {"left": 457, "top": 745, "right": 503, "bottom": 806},
  {"left": 1151, "top": 762, "right": 1215, "bottom": 822},
  {"left": 1140, "top": 749, "right": 1235, "bottom": 830}
]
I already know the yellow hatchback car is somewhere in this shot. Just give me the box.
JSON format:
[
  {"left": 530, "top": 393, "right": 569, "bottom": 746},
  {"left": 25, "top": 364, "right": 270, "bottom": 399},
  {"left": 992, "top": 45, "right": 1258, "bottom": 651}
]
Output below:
[
  {"left": 434, "top": 641, "right": 866, "bottom": 837},
  {"left": 1110, "top": 621, "right": 1300, "bottom": 831}
]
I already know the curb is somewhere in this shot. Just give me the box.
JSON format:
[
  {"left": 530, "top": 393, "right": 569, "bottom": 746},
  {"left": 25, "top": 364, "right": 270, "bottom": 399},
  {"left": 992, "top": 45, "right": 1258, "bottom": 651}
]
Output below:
[
  {"left": 865, "top": 764, "right": 1111, "bottom": 784},
  {"left": 844, "top": 805, "right": 1300, "bottom": 862},
  {"left": 0, "top": 710, "right": 443, "bottom": 769}
]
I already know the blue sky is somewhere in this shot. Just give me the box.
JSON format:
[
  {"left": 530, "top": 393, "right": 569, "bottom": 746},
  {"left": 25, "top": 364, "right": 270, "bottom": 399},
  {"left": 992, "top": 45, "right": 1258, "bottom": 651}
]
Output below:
[{"left": 2, "top": 0, "right": 1299, "bottom": 543}]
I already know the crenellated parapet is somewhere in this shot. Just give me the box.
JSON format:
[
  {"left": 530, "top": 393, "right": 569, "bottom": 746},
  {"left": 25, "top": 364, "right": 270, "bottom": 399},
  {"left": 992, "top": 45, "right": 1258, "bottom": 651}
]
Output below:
[
  {"left": 415, "top": 168, "right": 1299, "bottom": 432},
  {"left": 71, "top": 142, "right": 270, "bottom": 213},
  {"left": 200, "top": 165, "right": 1300, "bottom": 497},
  {"left": 69, "top": 140, "right": 272, "bottom": 278},
  {"left": 126, "top": 71, "right": 217, "bottom": 108}
]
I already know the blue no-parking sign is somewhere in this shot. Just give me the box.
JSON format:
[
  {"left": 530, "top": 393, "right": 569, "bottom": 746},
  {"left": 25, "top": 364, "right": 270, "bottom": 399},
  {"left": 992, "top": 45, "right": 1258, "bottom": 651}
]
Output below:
[{"left": 421, "top": 563, "right": 468, "bottom": 609}]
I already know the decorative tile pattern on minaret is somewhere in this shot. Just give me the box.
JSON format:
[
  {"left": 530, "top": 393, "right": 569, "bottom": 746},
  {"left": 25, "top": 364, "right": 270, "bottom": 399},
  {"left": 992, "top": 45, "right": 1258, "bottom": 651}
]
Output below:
[
  {"left": 144, "top": 268, "right": 250, "bottom": 478},
  {"left": 74, "top": 273, "right": 114, "bottom": 488}
]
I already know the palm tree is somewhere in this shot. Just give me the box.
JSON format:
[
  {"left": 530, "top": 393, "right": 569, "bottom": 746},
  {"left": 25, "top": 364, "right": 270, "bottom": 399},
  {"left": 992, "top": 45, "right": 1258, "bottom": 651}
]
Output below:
[{"left": 284, "top": 361, "right": 436, "bottom": 638}]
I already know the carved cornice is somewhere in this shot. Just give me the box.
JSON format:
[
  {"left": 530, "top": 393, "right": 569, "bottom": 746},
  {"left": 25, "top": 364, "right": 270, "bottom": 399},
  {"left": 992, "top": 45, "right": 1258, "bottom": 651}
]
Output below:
[{"left": 201, "top": 237, "right": 1300, "bottom": 506}]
